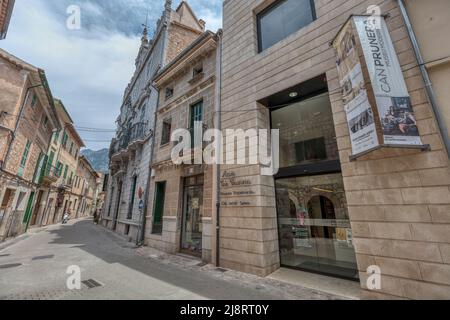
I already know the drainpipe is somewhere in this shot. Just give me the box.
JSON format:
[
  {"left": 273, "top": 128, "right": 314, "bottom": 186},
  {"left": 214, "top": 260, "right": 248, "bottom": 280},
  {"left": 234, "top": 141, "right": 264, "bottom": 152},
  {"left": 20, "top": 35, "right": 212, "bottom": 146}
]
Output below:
[
  {"left": 138, "top": 103, "right": 158, "bottom": 246},
  {"left": 214, "top": 30, "right": 223, "bottom": 267},
  {"left": 397, "top": 0, "right": 450, "bottom": 159}
]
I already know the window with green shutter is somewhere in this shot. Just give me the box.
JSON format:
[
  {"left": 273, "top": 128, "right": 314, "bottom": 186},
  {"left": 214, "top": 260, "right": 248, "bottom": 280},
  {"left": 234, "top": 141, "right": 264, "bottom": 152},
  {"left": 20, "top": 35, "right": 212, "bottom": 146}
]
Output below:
[
  {"left": 54, "top": 130, "right": 60, "bottom": 143},
  {"left": 190, "top": 101, "right": 203, "bottom": 148},
  {"left": 31, "top": 94, "right": 37, "bottom": 107},
  {"left": 63, "top": 165, "right": 68, "bottom": 179},
  {"left": 62, "top": 132, "right": 68, "bottom": 148},
  {"left": 56, "top": 161, "right": 63, "bottom": 177},
  {"left": 18, "top": 140, "right": 32, "bottom": 177},
  {"left": 33, "top": 153, "right": 48, "bottom": 184},
  {"left": 46, "top": 151, "right": 55, "bottom": 175},
  {"left": 42, "top": 116, "right": 48, "bottom": 128}
]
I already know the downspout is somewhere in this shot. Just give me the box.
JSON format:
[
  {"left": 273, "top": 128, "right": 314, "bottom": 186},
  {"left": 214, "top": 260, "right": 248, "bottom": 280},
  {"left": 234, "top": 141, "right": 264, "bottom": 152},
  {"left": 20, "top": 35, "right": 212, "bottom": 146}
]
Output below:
[
  {"left": 138, "top": 93, "right": 158, "bottom": 246},
  {"left": 215, "top": 30, "right": 223, "bottom": 267},
  {"left": 397, "top": 0, "right": 450, "bottom": 159},
  {"left": 138, "top": 11, "right": 170, "bottom": 245}
]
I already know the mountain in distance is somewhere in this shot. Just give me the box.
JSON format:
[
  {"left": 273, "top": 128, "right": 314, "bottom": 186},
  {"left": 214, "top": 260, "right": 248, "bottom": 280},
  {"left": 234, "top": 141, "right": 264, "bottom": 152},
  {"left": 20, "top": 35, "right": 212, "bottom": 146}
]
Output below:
[{"left": 80, "top": 148, "right": 109, "bottom": 173}]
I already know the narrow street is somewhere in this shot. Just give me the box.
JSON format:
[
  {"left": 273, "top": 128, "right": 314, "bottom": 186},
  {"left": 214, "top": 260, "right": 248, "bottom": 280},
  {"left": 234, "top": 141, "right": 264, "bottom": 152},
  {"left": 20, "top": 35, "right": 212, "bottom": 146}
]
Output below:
[{"left": 0, "top": 218, "right": 343, "bottom": 300}]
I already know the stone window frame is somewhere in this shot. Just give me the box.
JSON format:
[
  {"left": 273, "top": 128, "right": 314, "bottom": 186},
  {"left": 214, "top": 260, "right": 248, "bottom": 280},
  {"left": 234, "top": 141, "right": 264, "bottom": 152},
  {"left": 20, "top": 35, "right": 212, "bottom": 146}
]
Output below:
[
  {"left": 165, "top": 87, "right": 174, "bottom": 100},
  {"left": 160, "top": 118, "right": 172, "bottom": 147},
  {"left": 255, "top": 0, "right": 317, "bottom": 53}
]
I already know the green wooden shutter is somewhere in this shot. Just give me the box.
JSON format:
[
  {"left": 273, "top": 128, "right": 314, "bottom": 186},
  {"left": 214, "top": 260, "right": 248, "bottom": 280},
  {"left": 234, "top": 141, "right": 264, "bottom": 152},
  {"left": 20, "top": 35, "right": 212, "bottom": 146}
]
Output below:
[
  {"left": 190, "top": 101, "right": 203, "bottom": 148},
  {"left": 152, "top": 182, "right": 166, "bottom": 234},
  {"left": 46, "top": 151, "right": 55, "bottom": 176},
  {"left": 18, "top": 140, "right": 32, "bottom": 177},
  {"left": 33, "top": 153, "right": 48, "bottom": 184},
  {"left": 55, "top": 161, "right": 62, "bottom": 177},
  {"left": 23, "top": 192, "right": 35, "bottom": 225},
  {"left": 127, "top": 176, "right": 138, "bottom": 219}
]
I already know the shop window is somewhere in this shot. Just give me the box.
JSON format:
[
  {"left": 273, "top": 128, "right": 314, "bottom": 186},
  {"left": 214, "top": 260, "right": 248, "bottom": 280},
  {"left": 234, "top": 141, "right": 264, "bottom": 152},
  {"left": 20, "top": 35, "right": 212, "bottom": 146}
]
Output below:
[
  {"left": 272, "top": 92, "right": 338, "bottom": 168},
  {"left": 268, "top": 77, "right": 358, "bottom": 280},
  {"left": 161, "top": 118, "right": 172, "bottom": 146},
  {"left": 257, "top": 0, "right": 316, "bottom": 52},
  {"left": 275, "top": 173, "right": 358, "bottom": 280},
  {"left": 295, "top": 137, "right": 327, "bottom": 163}
]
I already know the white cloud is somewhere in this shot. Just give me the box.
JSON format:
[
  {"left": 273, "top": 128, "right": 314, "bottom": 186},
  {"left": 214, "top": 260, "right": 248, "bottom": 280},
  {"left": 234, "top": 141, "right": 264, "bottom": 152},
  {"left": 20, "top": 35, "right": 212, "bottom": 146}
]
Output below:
[
  {"left": 1, "top": 0, "right": 140, "bottom": 149},
  {"left": 1, "top": 0, "right": 223, "bottom": 150}
]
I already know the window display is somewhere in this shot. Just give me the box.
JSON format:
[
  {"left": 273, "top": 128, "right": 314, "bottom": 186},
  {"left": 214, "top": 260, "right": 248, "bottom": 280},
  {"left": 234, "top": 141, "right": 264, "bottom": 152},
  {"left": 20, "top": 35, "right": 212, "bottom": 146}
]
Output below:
[{"left": 276, "top": 173, "right": 358, "bottom": 280}]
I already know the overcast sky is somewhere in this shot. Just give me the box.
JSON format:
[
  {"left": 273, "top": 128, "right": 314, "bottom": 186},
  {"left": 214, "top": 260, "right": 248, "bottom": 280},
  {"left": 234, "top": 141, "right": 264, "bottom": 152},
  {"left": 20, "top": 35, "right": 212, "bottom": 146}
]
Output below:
[{"left": 1, "top": 0, "right": 222, "bottom": 150}]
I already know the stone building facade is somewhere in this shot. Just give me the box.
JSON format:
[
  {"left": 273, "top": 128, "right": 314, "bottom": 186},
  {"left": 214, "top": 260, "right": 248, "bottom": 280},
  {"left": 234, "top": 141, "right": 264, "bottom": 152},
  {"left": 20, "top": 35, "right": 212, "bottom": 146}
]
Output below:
[
  {"left": 403, "top": 0, "right": 450, "bottom": 158},
  {"left": 148, "top": 31, "right": 220, "bottom": 262},
  {"left": 37, "top": 99, "right": 86, "bottom": 227},
  {"left": 0, "top": 0, "right": 15, "bottom": 39},
  {"left": 219, "top": 0, "right": 450, "bottom": 299},
  {"left": 73, "top": 156, "right": 99, "bottom": 218},
  {"left": 103, "top": 0, "right": 205, "bottom": 243},
  {"left": 0, "top": 48, "right": 60, "bottom": 240}
]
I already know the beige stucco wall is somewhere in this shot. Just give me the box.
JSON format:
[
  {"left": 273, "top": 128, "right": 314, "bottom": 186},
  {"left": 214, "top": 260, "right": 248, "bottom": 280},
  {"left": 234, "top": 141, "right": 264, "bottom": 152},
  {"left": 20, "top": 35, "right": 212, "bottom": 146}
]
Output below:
[
  {"left": 405, "top": 0, "right": 450, "bottom": 152},
  {"left": 222, "top": 0, "right": 450, "bottom": 299},
  {"left": 145, "top": 40, "right": 217, "bottom": 262}
]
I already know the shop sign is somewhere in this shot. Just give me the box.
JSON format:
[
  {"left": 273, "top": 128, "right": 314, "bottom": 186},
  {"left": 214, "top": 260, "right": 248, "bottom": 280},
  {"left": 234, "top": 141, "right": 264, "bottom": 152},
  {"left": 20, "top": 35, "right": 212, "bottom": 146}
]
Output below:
[{"left": 333, "top": 15, "right": 427, "bottom": 159}]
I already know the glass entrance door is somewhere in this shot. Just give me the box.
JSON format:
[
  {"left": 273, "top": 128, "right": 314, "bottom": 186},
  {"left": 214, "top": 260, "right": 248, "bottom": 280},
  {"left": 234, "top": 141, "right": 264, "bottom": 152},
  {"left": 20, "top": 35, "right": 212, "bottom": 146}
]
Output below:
[
  {"left": 181, "top": 176, "right": 203, "bottom": 256},
  {"left": 275, "top": 173, "right": 358, "bottom": 280}
]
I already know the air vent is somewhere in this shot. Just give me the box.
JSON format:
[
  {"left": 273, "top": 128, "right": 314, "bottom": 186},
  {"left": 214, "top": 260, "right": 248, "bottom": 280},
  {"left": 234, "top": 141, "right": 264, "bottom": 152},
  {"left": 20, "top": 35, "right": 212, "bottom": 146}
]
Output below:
[
  {"left": 82, "top": 279, "right": 103, "bottom": 289},
  {"left": 32, "top": 255, "right": 54, "bottom": 261},
  {"left": 0, "top": 263, "right": 22, "bottom": 269}
]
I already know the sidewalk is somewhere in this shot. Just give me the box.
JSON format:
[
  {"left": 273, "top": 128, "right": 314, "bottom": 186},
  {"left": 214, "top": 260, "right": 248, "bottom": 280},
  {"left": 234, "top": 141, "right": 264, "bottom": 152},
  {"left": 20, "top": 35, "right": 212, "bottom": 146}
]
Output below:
[
  {"left": 0, "top": 218, "right": 90, "bottom": 252},
  {"left": 134, "top": 245, "right": 357, "bottom": 300}
]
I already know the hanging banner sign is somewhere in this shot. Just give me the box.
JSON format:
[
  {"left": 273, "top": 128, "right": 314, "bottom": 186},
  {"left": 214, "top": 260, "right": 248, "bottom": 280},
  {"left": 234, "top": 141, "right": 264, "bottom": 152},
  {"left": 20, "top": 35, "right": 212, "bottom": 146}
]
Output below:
[
  {"left": 333, "top": 15, "right": 425, "bottom": 158},
  {"left": 334, "top": 19, "right": 379, "bottom": 155},
  {"left": 354, "top": 16, "right": 422, "bottom": 146}
]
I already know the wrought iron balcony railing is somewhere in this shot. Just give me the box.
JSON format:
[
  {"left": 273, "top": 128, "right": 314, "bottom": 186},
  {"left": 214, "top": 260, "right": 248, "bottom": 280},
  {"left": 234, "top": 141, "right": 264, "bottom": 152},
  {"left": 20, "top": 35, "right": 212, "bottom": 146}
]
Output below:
[{"left": 109, "top": 122, "right": 153, "bottom": 158}]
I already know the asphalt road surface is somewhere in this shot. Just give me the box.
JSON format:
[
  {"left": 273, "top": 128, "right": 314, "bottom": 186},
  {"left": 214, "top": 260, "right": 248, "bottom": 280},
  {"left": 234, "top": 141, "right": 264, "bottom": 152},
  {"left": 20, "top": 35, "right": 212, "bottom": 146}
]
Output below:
[{"left": 0, "top": 218, "right": 340, "bottom": 300}]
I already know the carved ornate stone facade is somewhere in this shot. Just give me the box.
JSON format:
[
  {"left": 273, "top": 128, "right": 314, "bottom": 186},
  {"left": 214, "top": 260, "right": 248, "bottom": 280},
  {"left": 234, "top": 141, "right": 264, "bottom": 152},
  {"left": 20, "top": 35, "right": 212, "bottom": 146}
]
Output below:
[
  {"left": 0, "top": 48, "right": 60, "bottom": 239},
  {"left": 102, "top": 0, "right": 205, "bottom": 243},
  {"left": 148, "top": 31, "right": 221, "bottom": 262},
  {"left": 220, "top": 0, "right": 450, "bottom": 299}
]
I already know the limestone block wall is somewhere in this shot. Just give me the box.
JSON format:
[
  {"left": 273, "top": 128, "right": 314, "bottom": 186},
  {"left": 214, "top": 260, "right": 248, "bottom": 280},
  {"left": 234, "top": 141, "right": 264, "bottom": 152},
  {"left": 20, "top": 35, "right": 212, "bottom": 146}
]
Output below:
[{"left": 222, "top": 0, "right": 450, "bottom": 299}]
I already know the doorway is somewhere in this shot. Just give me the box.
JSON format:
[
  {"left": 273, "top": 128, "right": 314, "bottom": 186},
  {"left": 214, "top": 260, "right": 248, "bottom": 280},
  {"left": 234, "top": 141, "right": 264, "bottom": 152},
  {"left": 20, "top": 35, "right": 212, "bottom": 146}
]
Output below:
[
  {"left": 113, "top": 181, "right": 123, "bottom": 231},
  {"left": 180, "top": 175, "right": 203, "bottom": 257},
  {"left": 30, "top": 190, "right": 44, "bottom": 226}
]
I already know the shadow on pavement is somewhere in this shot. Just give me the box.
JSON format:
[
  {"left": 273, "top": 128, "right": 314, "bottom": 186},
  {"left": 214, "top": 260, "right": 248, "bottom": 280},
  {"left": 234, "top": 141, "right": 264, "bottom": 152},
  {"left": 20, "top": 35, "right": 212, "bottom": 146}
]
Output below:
[{"left": 47, "top": 219, "right": 280, "bottom": 300}]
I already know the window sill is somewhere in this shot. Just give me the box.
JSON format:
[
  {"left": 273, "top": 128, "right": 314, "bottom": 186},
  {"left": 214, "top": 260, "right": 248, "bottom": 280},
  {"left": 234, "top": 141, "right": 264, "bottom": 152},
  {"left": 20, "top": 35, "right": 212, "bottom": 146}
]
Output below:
[
  {"left": 160, "top": 142, "right": 172, "bottom": 148},
  {"left": 189, "top": 72, "right": 205, "bottom": 85}
]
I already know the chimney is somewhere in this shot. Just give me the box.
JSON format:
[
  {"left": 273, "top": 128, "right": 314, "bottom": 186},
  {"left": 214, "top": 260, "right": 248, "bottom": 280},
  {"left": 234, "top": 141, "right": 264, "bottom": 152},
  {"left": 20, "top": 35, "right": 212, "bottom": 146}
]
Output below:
[{"left": 199, "top": 19, "right": 206, "bottom": 30}]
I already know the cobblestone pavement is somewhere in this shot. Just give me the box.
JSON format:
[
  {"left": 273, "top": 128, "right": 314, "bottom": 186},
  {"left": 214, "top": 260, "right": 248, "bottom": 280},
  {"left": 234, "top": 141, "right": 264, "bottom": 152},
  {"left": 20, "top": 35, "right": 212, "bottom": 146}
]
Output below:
[{"left": 0, "top": 218, "right": 347, "bottom": 300}]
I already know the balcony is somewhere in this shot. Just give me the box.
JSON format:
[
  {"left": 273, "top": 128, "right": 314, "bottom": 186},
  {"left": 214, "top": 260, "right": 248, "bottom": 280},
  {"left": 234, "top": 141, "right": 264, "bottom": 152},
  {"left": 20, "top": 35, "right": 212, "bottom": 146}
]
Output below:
[
  {"left": 110, "top": 122, "right": 153, "bottom": 162},
  {"left": 39, "top": 165, "right": 60, "bottom": 186}
]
